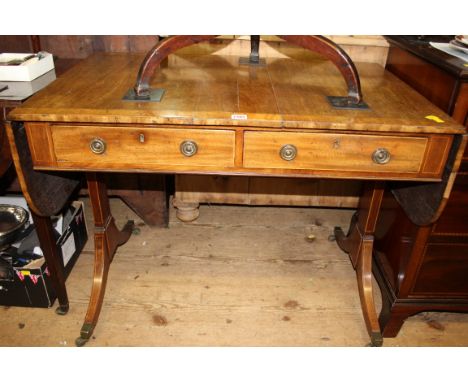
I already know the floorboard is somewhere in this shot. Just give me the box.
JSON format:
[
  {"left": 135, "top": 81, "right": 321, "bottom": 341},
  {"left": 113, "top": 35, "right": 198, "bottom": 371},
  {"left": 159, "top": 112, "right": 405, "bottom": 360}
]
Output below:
[{"left": 1, "top": 198, "right": 467, "bottom": 346}]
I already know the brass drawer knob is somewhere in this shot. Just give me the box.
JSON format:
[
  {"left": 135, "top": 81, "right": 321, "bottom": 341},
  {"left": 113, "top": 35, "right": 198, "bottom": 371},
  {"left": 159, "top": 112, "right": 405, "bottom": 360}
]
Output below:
[
  {"left": 180, "top": 140, "right": 198, "bottom": 157},
  {"left": 279, "top": 144, "right": 297, "bottom": 161},
  {"left": 89, "top": 138, "right": 106, "bottom": 155},
  {"left": 372, "top": 148, "right": 391, "bottom": 164}
]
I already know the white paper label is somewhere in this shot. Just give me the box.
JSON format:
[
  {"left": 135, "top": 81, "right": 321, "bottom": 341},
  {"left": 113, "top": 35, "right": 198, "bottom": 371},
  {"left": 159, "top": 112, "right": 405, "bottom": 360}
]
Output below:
[
  {"left": 231, "top": 114, "right": 248, "bottom": 120},
  {"left": 61, "top": 234, "right": 76, "bottom": 267}
]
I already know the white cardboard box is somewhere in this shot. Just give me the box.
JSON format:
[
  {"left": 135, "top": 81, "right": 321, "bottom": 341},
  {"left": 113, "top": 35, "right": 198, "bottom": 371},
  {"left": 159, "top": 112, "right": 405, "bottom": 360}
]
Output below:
[
  {"left": 0, "top": 52, "right": 54, "bottom": 81},
  {"left": 0, "top": 69, "right": 56, "bottom": 101}
]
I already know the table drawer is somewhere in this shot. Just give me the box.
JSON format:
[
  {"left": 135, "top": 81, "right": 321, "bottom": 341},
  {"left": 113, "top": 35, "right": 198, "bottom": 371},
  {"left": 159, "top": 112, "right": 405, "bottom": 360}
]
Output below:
[
  {"left": 50, "top": 125, "right": 236, "bottom": 169},
  {"left": 243, "top": 131, "right": 428, "bottom": 174}
]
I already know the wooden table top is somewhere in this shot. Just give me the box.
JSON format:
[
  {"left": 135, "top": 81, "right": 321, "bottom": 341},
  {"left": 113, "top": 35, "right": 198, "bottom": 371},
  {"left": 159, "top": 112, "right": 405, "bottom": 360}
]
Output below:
[{"left": 8, "top": 51, "right": 465, "bottom": 135}]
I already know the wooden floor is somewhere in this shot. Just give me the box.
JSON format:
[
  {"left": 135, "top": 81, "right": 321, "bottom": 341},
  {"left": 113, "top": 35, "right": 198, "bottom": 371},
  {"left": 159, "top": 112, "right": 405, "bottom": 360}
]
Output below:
[{"left": 1, "top": 198, "right": 468, "bottom": 347}]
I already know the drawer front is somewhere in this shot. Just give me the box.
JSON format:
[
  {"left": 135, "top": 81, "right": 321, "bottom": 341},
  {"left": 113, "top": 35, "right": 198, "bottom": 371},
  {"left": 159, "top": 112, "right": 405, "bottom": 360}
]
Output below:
[
  {"left": 243, "top": 131, "right": 428, "bottom": 173},
  {"left": 50, "top": 125, "right": 235, "bottom": 169}
]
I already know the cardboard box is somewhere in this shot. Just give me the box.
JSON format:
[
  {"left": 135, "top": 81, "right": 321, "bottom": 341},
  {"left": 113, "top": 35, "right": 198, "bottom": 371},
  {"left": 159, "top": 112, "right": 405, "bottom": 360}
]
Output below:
[
  {"left": 0, "top": 255, "right": 55, "bottom": 308},
  {"left": 0, "top": 69, "right": 56, "bottom": 101},
  {"left": 0, "top": 201, "right": 88, "bottom": 308},
  {"left": 0, "top": 52, "right": 54, "bottom": 81}
]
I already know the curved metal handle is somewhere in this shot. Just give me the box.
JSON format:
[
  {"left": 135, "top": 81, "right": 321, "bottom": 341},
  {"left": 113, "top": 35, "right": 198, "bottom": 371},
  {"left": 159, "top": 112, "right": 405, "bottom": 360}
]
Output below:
[
  {"left": 132, "top": 35, "right": 364, "bottom": 105},
  {"left": 89, "top": 138, "right": 106, "bottom": 155},
  {"left": 372, "top": 148, "right": 391, "bottom": 164},
  {"left": 279, "top": 144, "right": 297, "bottom": 161},
  {"left": 180, "top": 140, "right": 198, "bottom": 157}
]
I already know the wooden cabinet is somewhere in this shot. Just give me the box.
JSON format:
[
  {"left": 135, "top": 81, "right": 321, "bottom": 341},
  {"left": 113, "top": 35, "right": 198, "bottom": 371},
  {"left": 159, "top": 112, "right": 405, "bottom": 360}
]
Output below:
[{"left": 374, "top": 36, "right": 468, "bottom": 337}]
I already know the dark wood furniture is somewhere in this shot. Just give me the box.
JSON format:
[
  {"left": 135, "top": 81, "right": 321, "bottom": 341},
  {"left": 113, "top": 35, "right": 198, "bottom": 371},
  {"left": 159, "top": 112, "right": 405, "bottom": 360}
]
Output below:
[
  {"left": 5, "top": 36, "right": 466, "bottom": 346},
  {"left": 1, "top": 103, "right": 14, "bottom": 176},
  {"left": 374, "top": 35, "right": 468, "bottom": 337}
]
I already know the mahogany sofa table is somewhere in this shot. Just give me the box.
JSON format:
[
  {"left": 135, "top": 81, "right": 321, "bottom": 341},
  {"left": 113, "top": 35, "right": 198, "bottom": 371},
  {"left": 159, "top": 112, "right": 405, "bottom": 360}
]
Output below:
[{"left": 5, "top": 36, "right": 466, "bottom": 346}]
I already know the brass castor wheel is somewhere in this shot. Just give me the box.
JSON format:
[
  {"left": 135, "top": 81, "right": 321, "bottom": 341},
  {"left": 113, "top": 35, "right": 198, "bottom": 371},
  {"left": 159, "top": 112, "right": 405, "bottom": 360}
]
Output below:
[
  {"left": 55, "top": 304, "right": 69, "bottom": 315},
  {"left": 366, "top": 333, "right": 383, "bottom": 347},
  {"left": 75, "top": 336, "right": 88, "bottom": 347},
  {"left": 76, "top": 323, "right": 94, "bottom": 346}
]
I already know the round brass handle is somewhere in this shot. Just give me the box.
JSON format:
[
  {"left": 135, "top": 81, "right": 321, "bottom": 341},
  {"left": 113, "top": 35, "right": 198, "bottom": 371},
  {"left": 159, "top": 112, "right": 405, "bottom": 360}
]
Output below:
[
  {"left": 89, "top": 138, "right": 106, "bottom": 155},
  {"left": 372, "top": 148, "right": 391, "bottom": 164},
  {"left": 180, "top": 140, "right": 198, "bottom": 157},
  {"left": 279, "top": 144, "right": 297, "bottom": 161}
]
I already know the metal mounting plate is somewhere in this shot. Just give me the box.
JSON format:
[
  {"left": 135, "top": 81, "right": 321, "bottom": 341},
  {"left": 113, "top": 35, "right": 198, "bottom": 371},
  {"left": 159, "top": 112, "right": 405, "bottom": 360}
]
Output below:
[
  {"left": 239, "top": 57, "right": 267, "bottom": 66},
  {"left": 327, "top": 96, "right": 369, "bottom": 110},
  {"left": 123, "top": 88, "right": 165, "bottom": 102}
]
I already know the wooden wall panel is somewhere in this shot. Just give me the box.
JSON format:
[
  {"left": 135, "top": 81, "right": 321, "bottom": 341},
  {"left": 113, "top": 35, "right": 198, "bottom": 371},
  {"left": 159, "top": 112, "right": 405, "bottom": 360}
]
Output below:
[
  {"left": 0, "top": 36, "right": 34, "bottom": 52},
  {"left": 38, "top": 36, "right": 160, "bottom": 58},
  {"left": 39, "top": 35, "right": 96, "bottom": 58},
  {"left": 127, "top": 36, "right": 160, "bottom": 52},
  {"left": 92, "top": 36, "right": 159, "bottom": 53}
]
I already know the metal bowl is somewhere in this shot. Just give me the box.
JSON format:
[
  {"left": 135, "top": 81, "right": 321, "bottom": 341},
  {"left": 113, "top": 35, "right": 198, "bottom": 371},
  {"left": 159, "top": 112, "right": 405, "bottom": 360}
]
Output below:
[{"left": 0, "top": 204, "right": 30, "bottom": 248}]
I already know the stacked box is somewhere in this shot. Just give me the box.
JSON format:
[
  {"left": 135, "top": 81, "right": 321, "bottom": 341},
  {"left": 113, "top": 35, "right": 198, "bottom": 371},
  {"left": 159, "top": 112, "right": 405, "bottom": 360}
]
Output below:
[{"left": 0, "top": 201, "right": 87, "bottom": 308}]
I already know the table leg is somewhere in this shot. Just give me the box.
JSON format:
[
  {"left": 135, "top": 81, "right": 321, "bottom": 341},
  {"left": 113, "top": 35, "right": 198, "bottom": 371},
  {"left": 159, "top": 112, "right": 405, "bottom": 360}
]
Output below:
[
  {"left": 31, "top": 211, "right": 69, "bottom": 315},
  {"left": 75, "top": 173, "right": 134, "bottom": 347},
  {"left": 334, "top": 181, "right": 385, "bottom": 346}
]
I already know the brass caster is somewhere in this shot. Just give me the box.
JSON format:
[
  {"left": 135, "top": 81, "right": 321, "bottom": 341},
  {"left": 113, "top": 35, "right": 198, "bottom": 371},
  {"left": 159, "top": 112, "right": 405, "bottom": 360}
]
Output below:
[
  {"left": 75, "top": 336, "right": 88, "bottom": 347},
  {"left": 55, "top": 304, "right": 69, "bottom": 315},
  {"left": 333, "top": 226, "right": 344, "bottom": 237},
  {"left": 76, "top": 322, "right": 94, "bottom": 347},
  {"left": 366, "top": 333, "right": 383, "bottom": 347}
]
